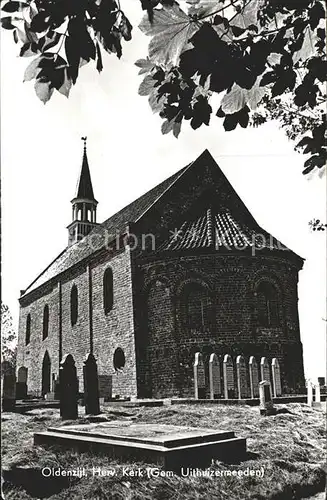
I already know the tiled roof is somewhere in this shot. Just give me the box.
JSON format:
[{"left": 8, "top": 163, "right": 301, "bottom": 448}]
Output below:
[
  {"left": 22, "top": 163, "right": 190, "bottom": 297},
  {"left": 160, "top": 208, "right": 286, "bottom": 252}
]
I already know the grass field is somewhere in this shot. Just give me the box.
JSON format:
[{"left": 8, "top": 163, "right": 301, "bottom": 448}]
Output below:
[{"left": 2, "top": 402, "right": 326, "bottom": 499}]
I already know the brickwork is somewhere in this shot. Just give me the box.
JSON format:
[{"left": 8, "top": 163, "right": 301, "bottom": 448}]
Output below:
[
  {"left": 17, "top": 285, "right": 60, "bottom": 396},
  {"left": 135, "top": 252, "right": 305, "bottom": 398}
]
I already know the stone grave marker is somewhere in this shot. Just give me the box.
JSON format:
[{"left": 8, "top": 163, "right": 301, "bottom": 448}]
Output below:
[
  {"left": 223, "top": 354, "right": 235, "bottom": 399},
  {"left": 259, "top": 381, "right": 276, "bottom": 416},
  {"left": 59, "top": 354, "right": 78, "bottom": 420},
  {"left": 16, "top": 366, "right": 28, "bottom": 399},
  {"left": 2, "top": 361, "right": 16, "bottom": 411},
  {"left": 54, "top": 376, "right": 60, "bottom": 400},
  {"left": 306, "top": 380, "right": 313, "bottom": 406},
  {"left": 209, "top": 353, "right": 221, "bottom": 399},
  {"left": 236, "top": 355, "right": 249, "bottom": 399},
  {"left": 98, "top": 375, "right": 112, "bottom": 401},
  {"left": 83, "top": 353, "right": 100, "bottom": 415},
  {"left": 260, "top": 357, "right": 270, "bottom": 384},
  {"left": 249, "top": 356, "right": 259, "bottom": 398},
  {"left": 315, "top": 383, "right": 321, "bottom": 403},
  {"left": 271, "top": 358, "right": 282, "bottom": 397},
  {"left": 194, "top": 352, "right": 206, "bottom": 399}
]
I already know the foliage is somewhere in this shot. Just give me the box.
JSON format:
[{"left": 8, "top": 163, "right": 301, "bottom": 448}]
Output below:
[
  {"left": 1, "top": 0, "right": 326, "bottom": 175},
  {"left": 1, "top": 303, "right": 17, "bottom": 368},
  {"left": 308, "top": 218, "right": 327, "bottom": 231}
]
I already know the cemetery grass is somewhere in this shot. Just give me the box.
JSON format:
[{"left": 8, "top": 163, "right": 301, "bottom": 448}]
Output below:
[{"left": 2, "top": 403, "right": 326, "bottom": 500}]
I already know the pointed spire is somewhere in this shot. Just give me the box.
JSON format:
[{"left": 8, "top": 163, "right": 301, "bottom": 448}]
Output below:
[{"left": 75, "top": 137, "right": 96, "bottom": 201}]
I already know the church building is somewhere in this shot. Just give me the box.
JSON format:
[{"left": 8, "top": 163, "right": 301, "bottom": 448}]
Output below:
[{"left": 16, "top": 143, "right": 305, "bottom": 398}]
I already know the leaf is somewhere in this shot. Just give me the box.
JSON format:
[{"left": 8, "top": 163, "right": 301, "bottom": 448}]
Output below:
[
  {"left": 221, "top": 80, "right": 266, "bottom": 113},
  {"left": 135, "top": 58, "right": 154, "bottom": 75},
  {"left": 230, "top": 0, "right": 259, "bottom": 30},
  {"left": 293, "top": 27, "right": 316, "bottom": 63},
  {"left": 148, "top": 91, "right": 165, "bottom": 113},
  {"left": 162, "top": 119, "right": 174, "bottom": 134},
  {"left": 138, "top": 74, "right": 156, "bottom": 96},
  {"left": 23, "top": 56, "right": 41, "bottom": 81},
  {"left": 139, "top": 4, "right": 198, "bottom": 65},
  {"left": 0, "top": 16, "right": 15, "bottom": 29},
  {"left": 1, "top": 1, "right": 28, "bottom": 12},
  {"left": 34, "top": 80, "right": 54, "bottom": 103},
  {"left": 30, "top": 11, "right": 50, "bottom": 33},
  {"left": 119, "top": 12, "right": 132, "bottom": 41},
  {"left": 58, "top": 69, "right": 72, "bottom": 98},
  {"left": 173, "top": 120, "right": 181, "bottom": 138}
]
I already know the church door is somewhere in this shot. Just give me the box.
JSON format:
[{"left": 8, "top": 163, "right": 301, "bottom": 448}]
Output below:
[{"left": 42, "top": 351, "right": 51, "bottom": 396}]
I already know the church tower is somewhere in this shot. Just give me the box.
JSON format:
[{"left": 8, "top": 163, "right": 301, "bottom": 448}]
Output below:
[{"left": 67, "top": 137, "right": 98, "bottom": 246}]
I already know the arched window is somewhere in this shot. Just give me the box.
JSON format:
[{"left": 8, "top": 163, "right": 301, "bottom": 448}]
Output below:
[
  {"left": 70, "top": 285, "right": 78, "bottom": 326},
  {"left": 25, "top": 314, "right": 31, "bottom": 345},
  {"left": 42, "top": 305, "right": 49, "bottom": 340},
  {"left": 256, "top": 281, "right": 279, "bottom": 327},
  {"left": 113, "top": 348, "right": 125, "bottom": 371},
  {"left": 103, "top": 267, "right": 113, "bottom": 314},
  {"left": 182, "top": 282, "right": 211, "bottom": 330}
]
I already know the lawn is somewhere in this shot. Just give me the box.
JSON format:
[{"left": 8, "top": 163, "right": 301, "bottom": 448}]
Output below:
[{"left": 2, "top": 402, "right": 326, "bottom": 499}]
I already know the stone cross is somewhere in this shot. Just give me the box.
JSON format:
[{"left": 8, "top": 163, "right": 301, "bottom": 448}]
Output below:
[
  {"left": 260, "top": 357, "right": 270, "bottom": 384},
  {"left": 249, "top": 356, "right": 259, "bottom": 398},
  {"left": 209, "top": 353, "right": 221, "bottom": 399},
  {"left": 194, "top": 352, "right": 206, "bottom": 399},
  {"left": 83, "top": 353, "right": 100, "bottom": 415},
  {"left": 259, "top": 380, "right": 276, "bottom": 416},
  {"left": 59, "top": 354, "right": 78, "bottom": 420},
  {"left": 271, "top": 358, "right": 282, "bottom": 397},
  {"left": 306, "top": 380, "right": 313, "bottom": 406},
  {"left": 236, "top": 355, "right": 249, "bottom": 399},
  {"left": 1, "top": 361, "right": 16, "bottom": 411},
  {"left": 223, "top": 354, "right": 235, "bottom": 399}
]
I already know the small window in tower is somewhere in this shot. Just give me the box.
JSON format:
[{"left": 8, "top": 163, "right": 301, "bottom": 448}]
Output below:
[
  {"left": 71, "top": 285, "right": 78, "bottom": 326},
  {"left": 43, "top": 305, "right": 49, "bottom": 340},
  {"left": 256, "top": 281, "right": 279, "bottom": 327},
  {"left": 113, "top": 348, "right": 125, "bottom": 371},
  {"left": 25, "top": 314, "right": 31, "bottom": 345},
  {"left": 103, "top": 267, "right": 113, "bottom": 314}
]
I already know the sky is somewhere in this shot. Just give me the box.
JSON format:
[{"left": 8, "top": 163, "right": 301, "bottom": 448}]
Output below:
[{"left": 1, "top": 4, "right": 326, "bottom": 381}]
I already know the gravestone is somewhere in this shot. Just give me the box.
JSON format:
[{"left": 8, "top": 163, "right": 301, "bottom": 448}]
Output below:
[
  {"left": 306, "top": 380, "right": 313, "bottom": 406},
  {"left": 223, "top": 354, "right": 235, "bottom": 399},
  {"left": 98, "top": 375, "right": 113, "bottom": 401},
  {"left": 260, "top": 357, "right": 270, "bottom": 384},
  {"left": 2, "top": 361, "right": 16, "bottom": 411},
  {"left": 209, "top": 353, "right": 221, "bottom": 399},
  {"left": 271, "top": 358, "right": 282, "bottom": 397},
  {"left": 83, "top": 353, "right": 100, "bottom": 415},
  {"left": 236, "top": 355, "right": 249, "bottom": 399},
  {"left": 249, "top": 356, "right": 259, "bottom": 398},
  {"left": 193, "top": 352, "right": 205, "bottom": 399},
  {"left": 259, "top": 381, "right": 276, "bottom": 416},
  {"left": 59, "top": 354, "right": 78, "bottom": 420},
  {"left": 16, "top": 367, "right": 28, "bottom": 399},
  {"left": 315, "top": 383, "right": 321, "bottom": 403},
  {"left": 54, "top": 376, "right": 60, "bottom": 400}
]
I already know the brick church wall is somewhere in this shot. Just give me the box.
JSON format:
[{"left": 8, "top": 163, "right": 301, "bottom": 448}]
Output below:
[
  {"left": 136, "top": 252, "right": 305, "bottom": 398},
  {"left": 17, "top": 285, "right": 60, "bottom": 396},
  {"left": 18, "top": 246, "right": 137, "bottom": 398},
  {"left": 92, "top": 248, "right": 137, "bottom": 398}
]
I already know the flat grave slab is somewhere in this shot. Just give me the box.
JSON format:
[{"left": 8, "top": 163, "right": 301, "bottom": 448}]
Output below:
[{"left": 34, "top": 420, "right": 246, "bottom": 470}]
